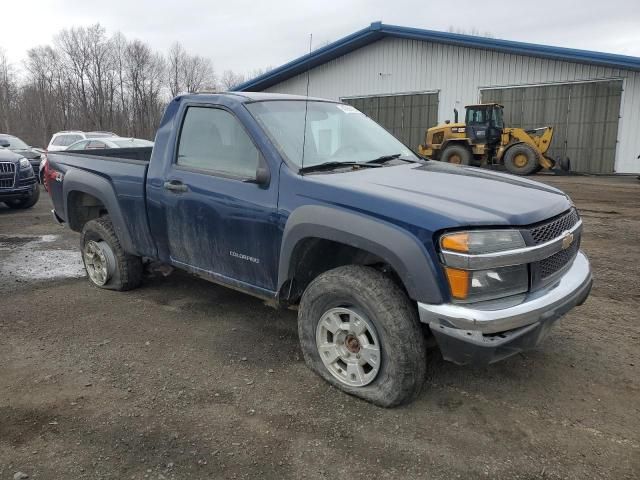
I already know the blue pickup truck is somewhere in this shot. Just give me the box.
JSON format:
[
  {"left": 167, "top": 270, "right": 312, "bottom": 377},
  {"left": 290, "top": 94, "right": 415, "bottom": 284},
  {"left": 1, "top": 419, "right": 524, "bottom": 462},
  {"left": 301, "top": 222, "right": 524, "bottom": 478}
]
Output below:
[{"left": 46, "top": 92, "right": 592, "bottom": 406}]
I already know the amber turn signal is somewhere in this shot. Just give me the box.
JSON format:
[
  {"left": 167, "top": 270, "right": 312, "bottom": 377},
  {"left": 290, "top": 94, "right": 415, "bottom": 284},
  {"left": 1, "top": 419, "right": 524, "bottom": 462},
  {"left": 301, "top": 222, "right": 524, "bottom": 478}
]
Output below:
[
  {"left": 441, "top": 232, "right": 469, "bottom": 253},
  {"left": 444, "top": 267, "right": 469, "bottom": 299}
]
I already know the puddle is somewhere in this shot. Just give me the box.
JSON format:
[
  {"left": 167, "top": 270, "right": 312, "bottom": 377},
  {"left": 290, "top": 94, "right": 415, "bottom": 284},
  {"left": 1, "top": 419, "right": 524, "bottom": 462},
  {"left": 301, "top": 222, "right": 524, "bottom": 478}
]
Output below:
[{"left": 0, "top": 234, "right": 86, "bottom": 281}]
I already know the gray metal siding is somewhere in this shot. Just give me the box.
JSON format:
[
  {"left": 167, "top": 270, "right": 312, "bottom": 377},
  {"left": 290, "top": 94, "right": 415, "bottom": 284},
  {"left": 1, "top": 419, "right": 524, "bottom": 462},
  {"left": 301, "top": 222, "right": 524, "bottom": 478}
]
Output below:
[
  {"left": 263, "top": 37, "right": 640, "bottom": 173},
  {"left": 481, "top": 80, "right": 622, "bottom": 173},
  {"left": 343, "top": 92, "right": 438, "bottom": 150}
]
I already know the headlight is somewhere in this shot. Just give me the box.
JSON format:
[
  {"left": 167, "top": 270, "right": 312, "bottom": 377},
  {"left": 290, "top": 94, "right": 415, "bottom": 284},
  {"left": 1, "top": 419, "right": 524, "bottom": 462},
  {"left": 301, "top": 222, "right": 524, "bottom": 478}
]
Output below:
[
  {"left": 19, "top": 157, "right": 31, "bottom": 169},
  {"left": 443, "top": 264, "right": 528, "bottom": 303},
  {"left": 440, "top": 230, "right": 528, "bottom": 303},
  {"left": 441, "top": 230, "right": 525, "bottom": 254}
]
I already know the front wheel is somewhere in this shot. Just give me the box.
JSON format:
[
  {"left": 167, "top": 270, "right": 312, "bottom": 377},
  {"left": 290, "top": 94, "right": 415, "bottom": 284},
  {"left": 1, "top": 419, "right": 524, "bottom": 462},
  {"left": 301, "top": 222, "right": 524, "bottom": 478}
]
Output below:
[
  {"left": 504, "top": 144, "right": 539, "bottom": 175},
  {"left": 440, "top": 144, "right": 471, "bottom": 165},
  {"left": 298, "top": 265, "right": 427, "bottom": 407},
  {"left": 80, "top": 216, "right": 143, "bottom": 291}
]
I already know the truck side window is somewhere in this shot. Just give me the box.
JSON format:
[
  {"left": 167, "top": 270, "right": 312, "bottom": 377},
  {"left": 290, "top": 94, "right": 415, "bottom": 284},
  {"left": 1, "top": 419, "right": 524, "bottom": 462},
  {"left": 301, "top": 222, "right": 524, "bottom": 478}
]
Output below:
[{"left": 177, "top": 106, "right": 260, "bottom": 178}]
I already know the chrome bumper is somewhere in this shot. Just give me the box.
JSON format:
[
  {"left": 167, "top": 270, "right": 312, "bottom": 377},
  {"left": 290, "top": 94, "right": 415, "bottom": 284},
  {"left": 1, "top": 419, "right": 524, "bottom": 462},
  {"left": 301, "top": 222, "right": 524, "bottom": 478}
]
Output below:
[
  {"left": 418, "top": 251, "right": 592, "bottom": 365},
  {"left": 419, "top": 251, "right": 592, "bottom": 334}
]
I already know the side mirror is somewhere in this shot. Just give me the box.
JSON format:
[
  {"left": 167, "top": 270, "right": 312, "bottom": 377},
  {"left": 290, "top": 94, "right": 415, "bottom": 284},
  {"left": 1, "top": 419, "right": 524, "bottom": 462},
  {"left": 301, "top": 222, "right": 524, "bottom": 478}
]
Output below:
[
  {"left": 244, "top": 156, "right": 271, "bottom": 187},
  {"left": 255, "top": 166, "right": 271, "bottom": 187},
  {"left": 0, "top": 140, "right": 10, "bottom": 148}
]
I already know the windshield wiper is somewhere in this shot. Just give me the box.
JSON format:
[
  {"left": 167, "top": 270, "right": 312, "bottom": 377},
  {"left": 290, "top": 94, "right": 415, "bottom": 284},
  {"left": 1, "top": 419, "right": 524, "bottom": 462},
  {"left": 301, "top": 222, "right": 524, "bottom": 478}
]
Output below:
[
  {"left": 299, "top": 161, "right": 380, "bottom": 174},
  {"left": 366, "top": 153, "right": 416, "bottom": 165}
]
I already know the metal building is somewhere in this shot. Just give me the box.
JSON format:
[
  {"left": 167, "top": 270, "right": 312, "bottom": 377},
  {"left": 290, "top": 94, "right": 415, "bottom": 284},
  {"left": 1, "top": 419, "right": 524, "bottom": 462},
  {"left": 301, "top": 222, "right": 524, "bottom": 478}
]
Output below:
[{"left": 234, "top": 22, "right": 640, "bottom": 174}]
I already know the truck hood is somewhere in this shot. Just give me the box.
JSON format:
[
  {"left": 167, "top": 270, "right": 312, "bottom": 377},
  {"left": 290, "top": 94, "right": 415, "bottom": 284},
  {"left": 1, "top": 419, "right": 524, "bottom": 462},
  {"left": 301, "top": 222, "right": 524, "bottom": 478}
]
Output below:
[{"left": 303, "top": 161, "right": 572, "bottom": 231}]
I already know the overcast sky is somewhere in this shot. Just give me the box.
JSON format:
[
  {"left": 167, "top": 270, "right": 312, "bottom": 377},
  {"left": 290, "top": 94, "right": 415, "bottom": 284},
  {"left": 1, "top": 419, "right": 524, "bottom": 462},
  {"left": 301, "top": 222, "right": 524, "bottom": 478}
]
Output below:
[{"left": 2, "top": 0, "right": 639, "bottom": 76}]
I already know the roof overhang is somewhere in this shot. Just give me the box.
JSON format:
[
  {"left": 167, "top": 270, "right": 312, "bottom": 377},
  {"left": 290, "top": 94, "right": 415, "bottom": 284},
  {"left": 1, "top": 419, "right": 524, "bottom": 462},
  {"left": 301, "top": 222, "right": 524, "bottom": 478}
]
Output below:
[{"left": 233, "top": 22, "right": 640, "bottom": 92}]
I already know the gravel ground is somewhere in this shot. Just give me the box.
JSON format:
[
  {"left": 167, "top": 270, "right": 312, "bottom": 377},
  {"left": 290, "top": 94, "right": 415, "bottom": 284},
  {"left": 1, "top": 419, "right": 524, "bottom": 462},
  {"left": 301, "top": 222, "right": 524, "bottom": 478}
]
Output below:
[{"left": 1, "top": 177, "right": 639, "bottom": 480}]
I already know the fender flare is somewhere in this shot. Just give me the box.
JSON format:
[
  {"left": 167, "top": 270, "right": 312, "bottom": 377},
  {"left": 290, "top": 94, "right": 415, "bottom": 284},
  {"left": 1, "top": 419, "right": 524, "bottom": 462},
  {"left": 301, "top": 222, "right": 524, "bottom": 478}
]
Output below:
[
  {"left": 441, "top": 138, "right": 473, "bottom": 150},
  {"left": 62, "top": 168, "right": 137, "bottom": 255},
  {"left": 278, "top": 205, "right": 443, "bottom": 304}
]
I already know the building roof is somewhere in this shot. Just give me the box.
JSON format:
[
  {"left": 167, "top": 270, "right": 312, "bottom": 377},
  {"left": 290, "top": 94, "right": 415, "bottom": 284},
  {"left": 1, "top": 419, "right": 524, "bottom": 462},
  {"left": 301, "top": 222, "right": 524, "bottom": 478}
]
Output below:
[{"left": 234, "top": 22, "right": 640, "bottom": 92}]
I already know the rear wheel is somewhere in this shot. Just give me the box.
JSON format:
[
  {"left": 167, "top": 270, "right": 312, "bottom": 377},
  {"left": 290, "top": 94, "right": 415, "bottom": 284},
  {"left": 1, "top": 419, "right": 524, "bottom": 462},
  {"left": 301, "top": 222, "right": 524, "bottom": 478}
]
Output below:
[
  {"left": 441, "top": 144, "right": 471, "bottom": 166},
  {"left": 81, "top": 216, "right": 143, "bottom": 291},
  {"left": 504, "top": 144, "right": 539, "bottom": 175},
  {"left": 5, "top": 186, "right": 40, "bottom": 209},
  {"left": 298, "top": 265, "right": 427, "bottom": 407}
]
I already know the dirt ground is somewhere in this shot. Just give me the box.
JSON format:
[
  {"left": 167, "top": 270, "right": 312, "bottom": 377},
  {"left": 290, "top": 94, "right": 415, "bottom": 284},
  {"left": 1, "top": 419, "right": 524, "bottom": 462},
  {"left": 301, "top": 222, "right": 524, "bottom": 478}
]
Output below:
[{"left": 1, "top": 176, "right": 638, "bottom": 480}]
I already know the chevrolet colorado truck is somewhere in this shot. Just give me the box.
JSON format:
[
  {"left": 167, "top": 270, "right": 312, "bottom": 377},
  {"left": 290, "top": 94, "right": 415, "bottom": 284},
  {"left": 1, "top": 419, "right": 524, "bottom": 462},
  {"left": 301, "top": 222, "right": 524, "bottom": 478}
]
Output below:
[
  {"left": 0, "top": 148, "right": 40, "bottom": 209},
  {"left": 46, "top": 92, "right": 592, "bottom": 407}
]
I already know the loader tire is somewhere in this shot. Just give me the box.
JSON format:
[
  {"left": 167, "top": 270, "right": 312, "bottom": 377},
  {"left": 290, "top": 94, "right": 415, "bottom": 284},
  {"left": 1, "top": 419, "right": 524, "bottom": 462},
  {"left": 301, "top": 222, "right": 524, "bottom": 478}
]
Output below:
[
  {"left": 504, "top": 144, "right": 538, "bottom": 175},
  {"left": 80, "top": 216, "right": 143, "bottom": 291},
  {"left": 441, "top": 144, "right": 471, "bottom": 166},
  {"left": 298, "top": 265, "right": 427, "bottom": 407}
]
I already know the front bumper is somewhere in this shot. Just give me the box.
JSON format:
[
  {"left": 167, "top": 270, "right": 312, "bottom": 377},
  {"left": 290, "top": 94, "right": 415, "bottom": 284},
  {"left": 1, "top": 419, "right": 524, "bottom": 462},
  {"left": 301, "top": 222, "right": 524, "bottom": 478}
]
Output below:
[
  {"left": 418, "top": 251, "right": 592, "bottom": 365},
  {"left": 0, "top": 183, "right": 38, "bottom": 201}
]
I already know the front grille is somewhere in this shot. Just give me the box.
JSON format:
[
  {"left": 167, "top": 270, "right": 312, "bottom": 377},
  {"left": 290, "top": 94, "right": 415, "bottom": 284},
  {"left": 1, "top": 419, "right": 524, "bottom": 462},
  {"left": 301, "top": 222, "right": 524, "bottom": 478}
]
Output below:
[
  {"left": 539, "top": 240, "right": 579, "bottom": 279},
  {"left": 526, "top": 208, "right": 582, "bottom": 288},
  {"left": 530, "top": 208, "right": 580, "bottom": 244},
  {"left": 0, "top": 162, "right": 16, "bottom": 189}
]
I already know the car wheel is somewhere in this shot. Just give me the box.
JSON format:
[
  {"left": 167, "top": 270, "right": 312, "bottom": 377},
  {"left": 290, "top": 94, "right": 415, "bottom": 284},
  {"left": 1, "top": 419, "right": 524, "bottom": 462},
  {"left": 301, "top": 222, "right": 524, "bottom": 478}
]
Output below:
[
  {"left": 298, "top": 265, "right": 427, "bottom": 407},
  {"left": 80, "top": 216, "right": 143, "bottom": 291}
]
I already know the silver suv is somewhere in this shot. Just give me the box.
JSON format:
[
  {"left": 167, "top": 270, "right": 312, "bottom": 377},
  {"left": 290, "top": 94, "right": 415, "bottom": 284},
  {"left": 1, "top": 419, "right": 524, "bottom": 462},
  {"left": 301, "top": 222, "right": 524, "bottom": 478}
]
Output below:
[{"left": 47, "top": 131, "right": 118, "bottom": 151}]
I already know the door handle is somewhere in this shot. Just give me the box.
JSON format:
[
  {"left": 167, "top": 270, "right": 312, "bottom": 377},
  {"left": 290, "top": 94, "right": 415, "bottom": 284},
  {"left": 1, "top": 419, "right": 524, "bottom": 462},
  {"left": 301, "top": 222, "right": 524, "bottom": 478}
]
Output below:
[{"left": 163, "top": 180, "right": 188, "bottom": 193}]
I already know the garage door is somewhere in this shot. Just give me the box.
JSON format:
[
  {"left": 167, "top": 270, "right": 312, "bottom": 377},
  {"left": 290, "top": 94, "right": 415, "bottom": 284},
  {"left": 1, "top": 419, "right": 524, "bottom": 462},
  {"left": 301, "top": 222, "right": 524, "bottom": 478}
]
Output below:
[
  {"left": 481, "top": 80, "right": 622, "bottom": 173},
  {"left": 342, "top": 92, "right": 439, "bottom": 151}
]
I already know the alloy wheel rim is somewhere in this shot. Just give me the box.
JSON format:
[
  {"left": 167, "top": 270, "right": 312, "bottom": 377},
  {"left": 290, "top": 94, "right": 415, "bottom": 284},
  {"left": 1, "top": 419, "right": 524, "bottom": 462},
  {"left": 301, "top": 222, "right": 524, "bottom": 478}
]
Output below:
[
  {"left": 83, "top": 240, "right": 115, "bottom": 286},
  {"left": 315, "top": 307, "right": 381, "bottom": 387}
]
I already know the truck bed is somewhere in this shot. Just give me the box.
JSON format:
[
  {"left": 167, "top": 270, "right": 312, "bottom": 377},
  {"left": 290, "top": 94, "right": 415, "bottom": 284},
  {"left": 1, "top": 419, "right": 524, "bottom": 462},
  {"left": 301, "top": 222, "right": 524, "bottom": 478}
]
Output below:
[{"left": 47, "top": 147, "right": 157, "bottom": 258}]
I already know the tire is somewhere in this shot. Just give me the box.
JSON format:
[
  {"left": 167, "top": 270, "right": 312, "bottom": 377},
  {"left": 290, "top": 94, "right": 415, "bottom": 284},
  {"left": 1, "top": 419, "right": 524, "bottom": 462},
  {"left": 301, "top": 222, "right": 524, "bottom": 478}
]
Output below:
[
  {"left": 504, "top": 144, "right": 539, "bottom": 175},
  {"left": 441, "top": 144, "right": 471, "bottom": 165},
  {"left": 5, "top": 186, "right": 40, "bottom": 209},
  {"left": 298, "top": 265, "right": 427, "bottom": 407},
  {"left": 80, "top": 216, "right": 143, "bottom": 291}
]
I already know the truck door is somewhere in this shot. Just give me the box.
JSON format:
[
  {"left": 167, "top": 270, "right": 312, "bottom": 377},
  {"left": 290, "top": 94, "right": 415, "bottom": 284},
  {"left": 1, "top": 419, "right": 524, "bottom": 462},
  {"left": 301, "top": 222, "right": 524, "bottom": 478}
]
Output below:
[{"left": 148, "top": 105, "right": 280, "bottom": 294}]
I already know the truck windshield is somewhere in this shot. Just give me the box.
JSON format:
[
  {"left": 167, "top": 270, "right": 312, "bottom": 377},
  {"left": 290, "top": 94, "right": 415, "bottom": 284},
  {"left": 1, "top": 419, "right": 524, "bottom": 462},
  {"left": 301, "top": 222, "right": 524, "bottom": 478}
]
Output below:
[{"left": 246, "top": 100, "right": 417, "bottom": 169}]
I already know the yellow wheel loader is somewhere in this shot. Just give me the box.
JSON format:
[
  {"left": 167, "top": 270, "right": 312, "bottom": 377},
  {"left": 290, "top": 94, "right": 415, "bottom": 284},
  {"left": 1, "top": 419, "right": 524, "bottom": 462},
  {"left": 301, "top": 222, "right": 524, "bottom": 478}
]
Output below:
[{"left": 418, "top": 103, "right": 569, "bottom": 175}]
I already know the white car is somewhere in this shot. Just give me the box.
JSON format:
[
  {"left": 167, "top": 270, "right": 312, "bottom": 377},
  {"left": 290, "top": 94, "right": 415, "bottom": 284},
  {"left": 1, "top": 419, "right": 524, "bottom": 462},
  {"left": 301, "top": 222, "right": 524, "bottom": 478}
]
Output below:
[
  {"left": 47, "top": 131, "right": 118, "bottom": 152},
  {"left": 66, "top": 137, "right": 154, "bottom": 150}
]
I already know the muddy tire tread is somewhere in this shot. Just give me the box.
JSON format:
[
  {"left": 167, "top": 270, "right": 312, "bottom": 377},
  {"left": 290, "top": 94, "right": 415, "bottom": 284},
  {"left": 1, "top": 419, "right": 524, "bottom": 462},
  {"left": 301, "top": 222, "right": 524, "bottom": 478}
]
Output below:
[
  {"left": 298, "top": 265, "right": 427, "bottom": 407},
  {"left": 81, "top": 216, "right": 143, "bottom": 291}
]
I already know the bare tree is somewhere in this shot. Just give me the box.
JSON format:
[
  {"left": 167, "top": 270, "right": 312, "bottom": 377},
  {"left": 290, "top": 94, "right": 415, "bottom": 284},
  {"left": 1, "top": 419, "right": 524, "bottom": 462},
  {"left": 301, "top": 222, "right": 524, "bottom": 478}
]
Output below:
[
  {"left": 219, "top": 69, "right": 245, "bottom": 91},
  {"left": 125, "top": 39, "right": 165, "bottom": 139},
  {"left": 0, "top": 47, "right": 16, "bottom": 132},
  {"left": 167, "top": 42, "right": 186, "bottom": 96},
  {"left": 2, "top": 24, "right": 227, "bottom": 146},
  {"left": 167, "top": 43, "right": 215, "bottom": 94},
  {"left": 182, "top": 54, "right": 214, "bottom": 93}
]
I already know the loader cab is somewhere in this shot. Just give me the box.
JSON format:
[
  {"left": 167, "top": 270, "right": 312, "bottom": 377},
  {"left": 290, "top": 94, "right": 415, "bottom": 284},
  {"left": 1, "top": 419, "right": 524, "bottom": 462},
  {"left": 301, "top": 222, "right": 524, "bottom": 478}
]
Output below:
[{"left": 465, "top": 104, "right": 504, "bottom": 146}]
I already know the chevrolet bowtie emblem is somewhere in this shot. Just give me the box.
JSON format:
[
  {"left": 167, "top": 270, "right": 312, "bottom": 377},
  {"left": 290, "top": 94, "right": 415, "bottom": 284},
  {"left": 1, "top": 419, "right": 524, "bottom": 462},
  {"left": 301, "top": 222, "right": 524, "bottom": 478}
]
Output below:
[{"left": 561, "top": 231, "right": 574, "bottom": 250}]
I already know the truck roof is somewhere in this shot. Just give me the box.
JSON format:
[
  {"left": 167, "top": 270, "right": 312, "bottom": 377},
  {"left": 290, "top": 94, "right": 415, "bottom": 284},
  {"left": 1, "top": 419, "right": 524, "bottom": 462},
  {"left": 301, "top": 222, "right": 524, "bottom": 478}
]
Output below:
[{"left": 181, "top": 91, "right": 335, "bottom": 104}]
